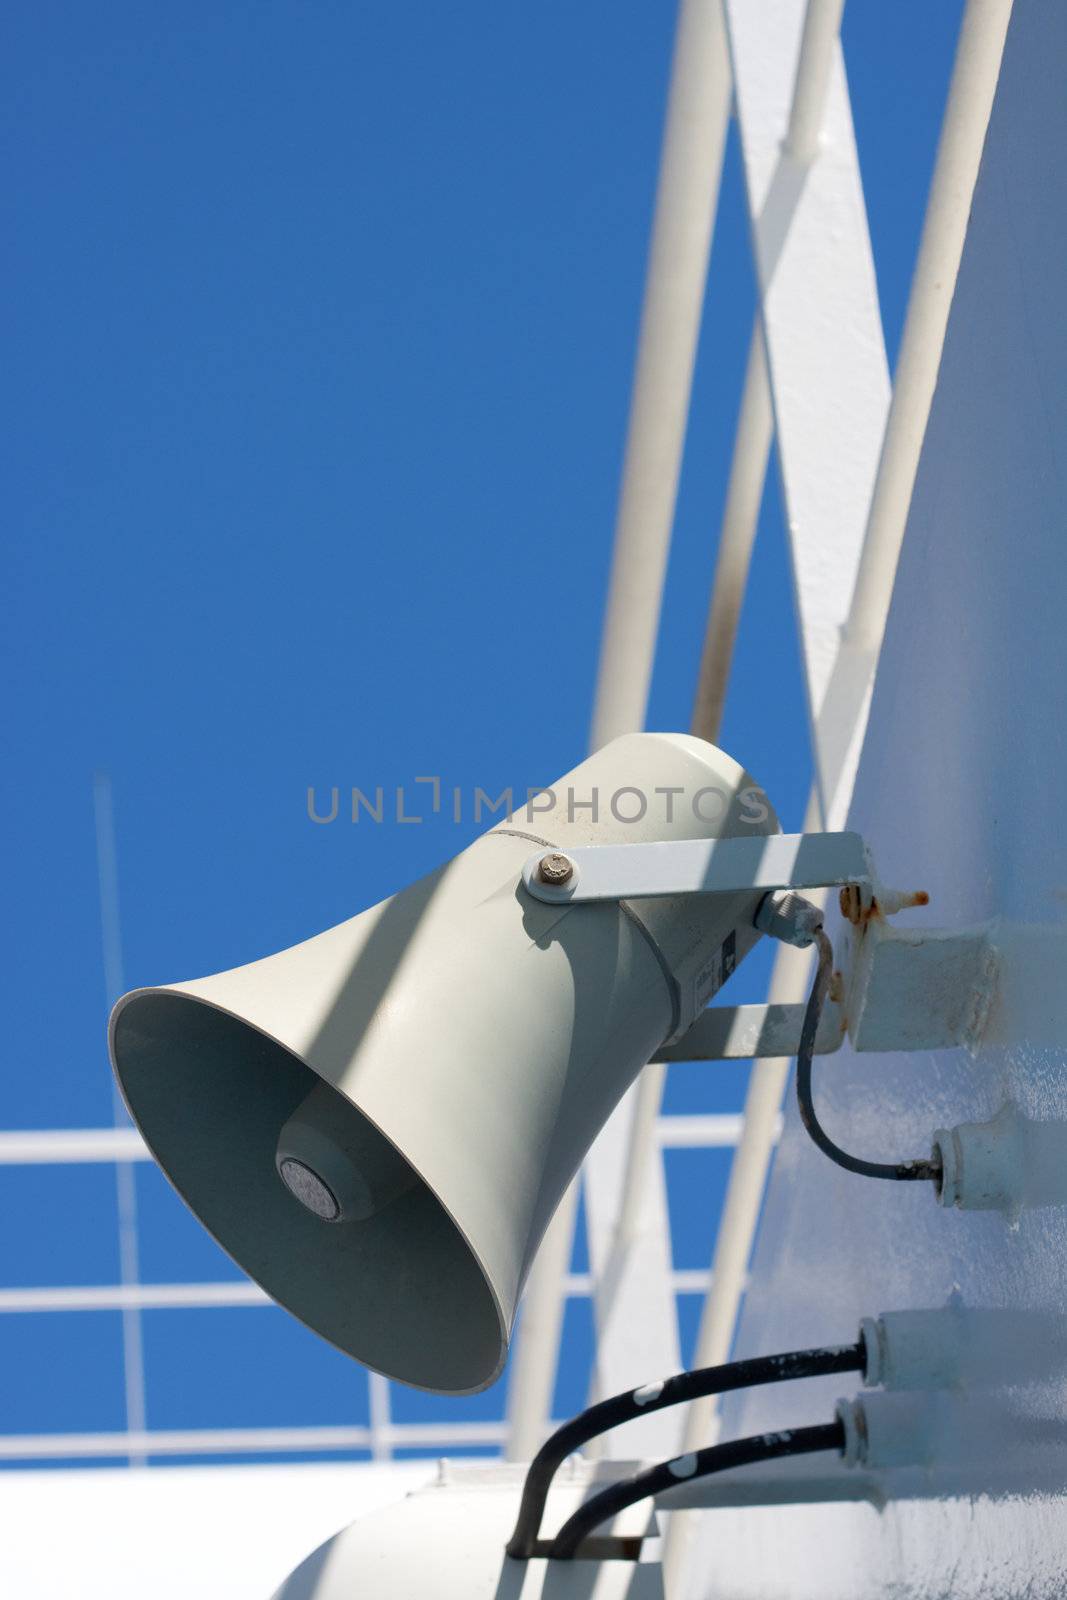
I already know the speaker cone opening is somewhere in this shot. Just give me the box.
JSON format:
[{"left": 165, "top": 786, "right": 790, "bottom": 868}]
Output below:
[{"left": 109, "top": 990, "right": 507, "bottom": 1394}]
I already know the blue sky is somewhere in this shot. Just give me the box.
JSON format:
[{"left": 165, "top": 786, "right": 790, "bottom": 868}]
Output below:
[{"left": 3, "top": 1, "right": 964, "bottom": 1463}]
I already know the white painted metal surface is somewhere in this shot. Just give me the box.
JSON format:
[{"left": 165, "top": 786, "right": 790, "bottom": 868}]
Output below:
[
  {"left": 842, "top": 917, "right": 997, "bottom": 1055},
  {"left": 724, "top": 0, "right": 890, "bottom": 816},
  {"left": 844, "top": 0, "right": 1015, "bottom": 659},
  {"left": 822, "top": 0, "right": 1015, "bottom": 819},
  {"left": 702, "top": 7, "right": 1067, "bottom": 1593},
  {"left": 274, "top": 1462, "right": 663, "bottom": 1599}
]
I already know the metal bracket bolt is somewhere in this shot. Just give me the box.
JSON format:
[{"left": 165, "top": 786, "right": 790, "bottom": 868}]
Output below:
[{"left": 536, "top": 852, "right": 575, "bottom": 887}]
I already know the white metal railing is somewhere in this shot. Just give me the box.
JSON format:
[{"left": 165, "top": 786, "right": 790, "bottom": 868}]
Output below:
[
  {"left": 0, "top": 1422, "right": 510, "bottom": 1463},
  {"left": 0, "top": 1267, "right": 723, "bottom": 1321},
  {"left": 0, "top": 1111, "right": 743, "bottom": 1169},
  {"left": 0, "top": 1283, "right": 269, "bottom": 1314},
  {"left": 0, "top": 1114, "right": 745, "bottom": 1464},
  {"left": 0, "top": 1127, "right": 150, "bottom": 1163}
]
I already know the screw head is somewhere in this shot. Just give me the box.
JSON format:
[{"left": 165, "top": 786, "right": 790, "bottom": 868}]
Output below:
[{"left": 537, "top": 851, "right": 574, "bottom": 886}]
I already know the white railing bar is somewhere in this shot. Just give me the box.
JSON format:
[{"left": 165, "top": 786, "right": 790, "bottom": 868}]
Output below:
[
  {"left": 609, "top": 1065, "right": 669, "bottom": 1255},
  {"left": 0, "top": 1268, "right": 715, "bottom": 1317},
  {"left": 784, "top": 0, "right": 848, "bottom": 162},
  {"left": 0, "top": 1127, "right": 151, "bottom": 1164},
  {"left": 0, "top": 1111, "right": 750, "bottom": 1171},
  {"left": 368, "top": 1371, "right": 392, "bottom": 1464},
  {"left": 503, "top": 1197, "right": 578, "bottom": 1462},
  {"left": 0, "top": 1421, "right": 509, "bottom": 1462},
  {"left": 588, "top": 0, "right": 733, "bottom": 752},
  {"left": 844, "top": 0, "right": 1014, "bottom": 657},
  {"left": 690, "top": 320, "right": 774, "bottom": 742},
  {"left": 673, "top": 1269, "right": 720, "bottom": 1296},
  {"left": 658, "top": 1114, "right": 766, "bottom": 1148},
  {"left": 614, "top": 1102, "right": 756, "bottom": 1250},
  {"left": 0, "top": 1282, "right": 271, "bottom": 1314}
]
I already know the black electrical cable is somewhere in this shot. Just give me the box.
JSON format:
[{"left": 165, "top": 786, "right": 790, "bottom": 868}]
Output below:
[
  {"left": 545, "top": 1420, "right": 846, "bottom": 1560},
  {"left": 506, "top": 1341, "right": 863, "bottom": 1559},
  {"left": 796, "top": 926, "right": 941, "bottom": 1183}
]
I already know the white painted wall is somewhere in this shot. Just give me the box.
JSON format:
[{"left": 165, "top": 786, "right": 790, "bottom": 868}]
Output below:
[{"left": 691, "top": 2, "right": 1067, "bottom": 1594}]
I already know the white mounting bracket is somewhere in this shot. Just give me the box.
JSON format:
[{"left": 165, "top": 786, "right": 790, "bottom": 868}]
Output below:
[
  {"left": 522, "top": 831, "right": 870, "bottom": 905},
  {"left": 840, "top": 914, "right": 997, "bottom": 1057},
  {"left": 522, "top": 833, "right": 999, "bottom": 1063},
  {"left": 652, "top": 999, "right": 845, "bottom": 1061}
]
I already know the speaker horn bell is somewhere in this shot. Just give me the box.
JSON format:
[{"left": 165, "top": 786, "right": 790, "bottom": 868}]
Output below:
[{"left": 109, "top": 733, "right": 777, "bottom": 1394}]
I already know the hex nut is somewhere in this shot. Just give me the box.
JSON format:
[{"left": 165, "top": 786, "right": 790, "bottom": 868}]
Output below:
[{"left": 537, "top": 852, "right": 575, "bottom": 886}]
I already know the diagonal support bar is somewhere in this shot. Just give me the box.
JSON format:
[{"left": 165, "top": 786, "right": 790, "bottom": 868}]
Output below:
[{"left": 723, "top": 0, "right": 891, "bottom": 816}]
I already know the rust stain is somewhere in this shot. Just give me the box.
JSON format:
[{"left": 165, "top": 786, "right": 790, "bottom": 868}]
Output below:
[
  {"left": 839, "top": 885, "right": 929, "bottom": 926},
  {"left": 838, "top": 884, "right": 879, "bottom": 926}
]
